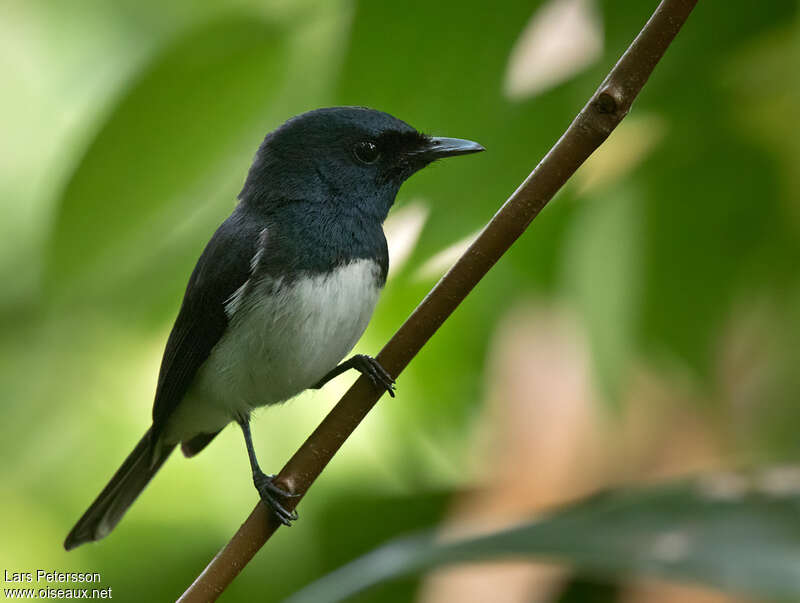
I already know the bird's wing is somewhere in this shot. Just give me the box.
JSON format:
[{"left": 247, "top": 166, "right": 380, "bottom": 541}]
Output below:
[{"left": 151, "top": 210, "right": 263, "bottom": 440}]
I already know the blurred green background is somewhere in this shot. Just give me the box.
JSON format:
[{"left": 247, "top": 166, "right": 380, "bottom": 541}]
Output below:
[{"left": 1, "top": 0, "right": 798, "bottom": 601}]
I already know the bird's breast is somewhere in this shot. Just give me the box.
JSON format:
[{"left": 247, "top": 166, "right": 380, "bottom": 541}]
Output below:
[{"left": 189, "top": 258, "right": 384, "bottom": 422}]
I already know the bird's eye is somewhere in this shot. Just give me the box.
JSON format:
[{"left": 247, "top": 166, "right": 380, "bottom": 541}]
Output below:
[{"left": 353, "top": 141, "right": 381, "bottom": 164}]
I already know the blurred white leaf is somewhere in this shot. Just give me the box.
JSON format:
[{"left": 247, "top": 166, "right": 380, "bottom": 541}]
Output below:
[
  {"left": 414, "top": 230, "right": 480, "bottom": 281},
  {"left": 384, "top": 201, "right": 429, "bottom": 278},
  {"left": 504, "top": 0, "right": 603, "bottom": 100},
  {"left": 575, "top": 114, "right": 667, "bottom": 195}
]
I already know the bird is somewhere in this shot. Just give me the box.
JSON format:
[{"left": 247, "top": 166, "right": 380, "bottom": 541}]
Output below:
[{"left": 64, "top": 106, "right": 484, "bottom": 550}]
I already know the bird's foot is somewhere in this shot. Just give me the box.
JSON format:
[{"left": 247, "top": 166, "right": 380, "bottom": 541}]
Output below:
[
  {"left": 253, "top": 472, "right": 299, "bottom": 526},
  {"left": 353, "top": 354, "right": 396, "bottom": 397}
]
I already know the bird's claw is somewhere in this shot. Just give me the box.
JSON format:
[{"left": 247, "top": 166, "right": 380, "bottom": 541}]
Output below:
[
  {"left": 254, "top": 472, "right": 299, "bottom": 525},
  {"left": 355, "top": 355, "right": 396, "bottom": 397}
]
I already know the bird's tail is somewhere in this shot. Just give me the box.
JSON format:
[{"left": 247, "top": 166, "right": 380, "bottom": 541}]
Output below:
[{"left": 64, "top": 427, "right": 175, "bottom": 550}]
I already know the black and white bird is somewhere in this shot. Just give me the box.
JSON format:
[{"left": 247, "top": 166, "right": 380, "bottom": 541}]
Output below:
[{"left": 64, "top": 106, "right": 484, "bottom": 549}]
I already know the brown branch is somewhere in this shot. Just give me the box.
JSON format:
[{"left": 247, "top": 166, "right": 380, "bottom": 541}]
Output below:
[{"left": 178, "top": 0, "right": 698, "bottom": 600}]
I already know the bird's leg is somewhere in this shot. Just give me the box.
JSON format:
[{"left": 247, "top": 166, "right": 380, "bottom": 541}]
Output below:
[
  {"left": 237, "top": 416, "right": 298, "bottom": 525},
  {"left": 311, "top": 354, "right": 396, "bottom": 397}
]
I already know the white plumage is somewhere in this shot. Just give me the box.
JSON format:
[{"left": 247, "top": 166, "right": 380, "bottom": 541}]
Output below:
[{"left": 163, "top": 258, "right": 383, "bottom": 443}]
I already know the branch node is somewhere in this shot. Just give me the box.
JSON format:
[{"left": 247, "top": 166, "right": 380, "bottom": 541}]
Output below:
[{"left": 594, "top": 85, "right": 626, "bottom": 116}]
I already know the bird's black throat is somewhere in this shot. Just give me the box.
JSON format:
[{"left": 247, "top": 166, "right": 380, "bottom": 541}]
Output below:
[{"left": 237, "top": 199, "right": 390, "bottom": 285}]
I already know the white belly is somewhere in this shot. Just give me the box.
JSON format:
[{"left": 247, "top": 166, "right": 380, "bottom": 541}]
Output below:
[{"left": 164, "top": 258, "right": 383, "bottom": 442}]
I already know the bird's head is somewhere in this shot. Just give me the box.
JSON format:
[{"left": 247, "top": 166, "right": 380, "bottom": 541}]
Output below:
[{"left": 239, "top": 106, "right": 484, "bottom": 221}]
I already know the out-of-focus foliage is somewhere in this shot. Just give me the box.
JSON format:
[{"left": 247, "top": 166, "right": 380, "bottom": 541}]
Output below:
[
  {"left": 1, "top": 0, "right": 798, "bottom": 601},
  {"left": 290, "top": 470, "right": 800, "bottom": 602}
]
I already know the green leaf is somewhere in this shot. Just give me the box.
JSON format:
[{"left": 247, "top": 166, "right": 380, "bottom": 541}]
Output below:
[
  {"left": 45, "top": 15, "right": 291, "bottom": 306},
  {"left": 288, "top": 470, "right": 800, "bottom": 602},
  {"left": 561, "top": 185, "right": 643, "bottom": 404},
  {"left": 43, "top": 6, "right": 353, "bottom": 323}
]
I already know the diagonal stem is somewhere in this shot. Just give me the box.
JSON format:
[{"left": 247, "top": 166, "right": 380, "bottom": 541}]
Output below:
[{"left": 178, "top": 1, "right": 699, "bottom": 600}]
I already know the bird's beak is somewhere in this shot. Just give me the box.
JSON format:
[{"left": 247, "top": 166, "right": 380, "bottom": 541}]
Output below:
[{"left": 415, "top": 136, "right": 485, "bottom": 160}]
